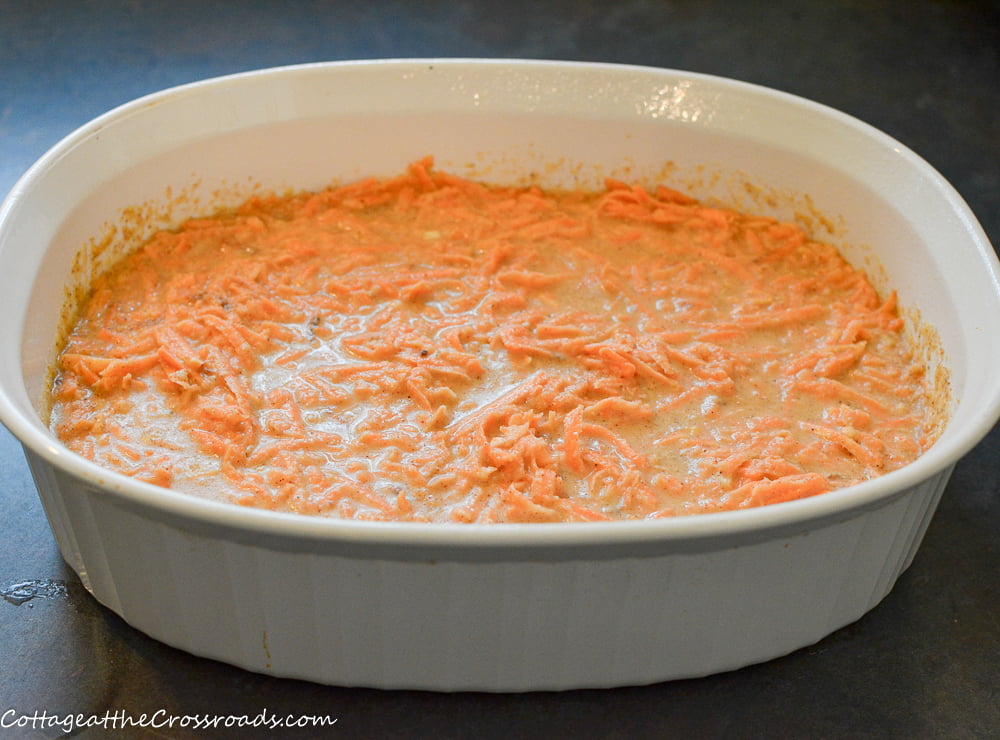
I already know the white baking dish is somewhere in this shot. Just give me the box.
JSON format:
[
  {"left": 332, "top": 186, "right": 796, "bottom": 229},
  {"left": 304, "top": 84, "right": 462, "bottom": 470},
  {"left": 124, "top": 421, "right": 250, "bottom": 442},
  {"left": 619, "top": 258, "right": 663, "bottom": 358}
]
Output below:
[{"left": 0, "top": 60, "right": 997, "bottom": 691}]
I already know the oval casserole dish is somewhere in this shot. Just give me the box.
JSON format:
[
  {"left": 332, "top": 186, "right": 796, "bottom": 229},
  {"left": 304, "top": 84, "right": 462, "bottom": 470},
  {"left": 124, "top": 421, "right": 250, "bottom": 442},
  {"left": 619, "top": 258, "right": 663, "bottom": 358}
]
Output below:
[{"left": 0, "top": 60, "right": 998, "bottom": 691}]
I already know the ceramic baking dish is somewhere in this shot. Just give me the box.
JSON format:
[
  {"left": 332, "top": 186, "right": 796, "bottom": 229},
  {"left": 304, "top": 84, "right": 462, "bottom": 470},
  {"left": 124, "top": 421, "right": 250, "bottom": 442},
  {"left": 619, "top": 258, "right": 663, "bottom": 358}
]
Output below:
[{"left": 0, "top": 60, "right": 997, "bottom": 691}]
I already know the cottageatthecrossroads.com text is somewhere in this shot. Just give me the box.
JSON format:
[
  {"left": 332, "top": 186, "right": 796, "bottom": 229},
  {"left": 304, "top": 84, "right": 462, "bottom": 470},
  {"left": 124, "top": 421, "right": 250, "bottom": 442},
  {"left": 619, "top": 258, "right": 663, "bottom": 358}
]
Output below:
[{"left": 1, "top": 708, "right": 337, "bottom": 733}]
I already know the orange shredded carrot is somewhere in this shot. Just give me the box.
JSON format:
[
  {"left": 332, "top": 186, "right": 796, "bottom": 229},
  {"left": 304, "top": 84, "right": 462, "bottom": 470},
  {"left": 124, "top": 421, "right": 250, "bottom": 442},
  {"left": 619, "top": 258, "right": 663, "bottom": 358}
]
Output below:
[{"left": 50, "top": 159, "right": 942, "bottom": 523}]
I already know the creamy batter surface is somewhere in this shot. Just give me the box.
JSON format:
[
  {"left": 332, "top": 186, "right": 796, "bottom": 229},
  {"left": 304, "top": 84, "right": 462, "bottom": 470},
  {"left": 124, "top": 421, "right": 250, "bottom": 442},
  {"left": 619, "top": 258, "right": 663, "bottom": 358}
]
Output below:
[{"left": 51, "top": 159, "right": 940, "bottom": 522}]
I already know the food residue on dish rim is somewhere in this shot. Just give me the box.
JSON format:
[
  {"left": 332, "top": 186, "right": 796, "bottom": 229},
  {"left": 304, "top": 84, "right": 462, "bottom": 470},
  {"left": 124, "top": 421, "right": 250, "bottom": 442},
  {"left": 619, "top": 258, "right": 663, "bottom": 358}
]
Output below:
[{"left": 48, "top": 157, "right": 948, "bottom": 523}]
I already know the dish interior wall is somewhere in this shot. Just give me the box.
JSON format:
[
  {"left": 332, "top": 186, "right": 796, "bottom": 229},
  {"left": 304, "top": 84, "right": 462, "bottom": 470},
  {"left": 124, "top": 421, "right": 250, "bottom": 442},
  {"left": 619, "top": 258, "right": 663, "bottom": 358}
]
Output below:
[{"left": 20, "top": 111, "right": 965, "bottom": 451}]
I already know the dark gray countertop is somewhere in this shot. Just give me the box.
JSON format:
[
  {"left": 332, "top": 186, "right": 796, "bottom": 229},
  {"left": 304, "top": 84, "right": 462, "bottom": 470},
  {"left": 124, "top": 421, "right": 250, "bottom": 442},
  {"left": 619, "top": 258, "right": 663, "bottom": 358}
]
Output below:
[{"left": 1, "top": 2, "right": 997, "bottom": 738}]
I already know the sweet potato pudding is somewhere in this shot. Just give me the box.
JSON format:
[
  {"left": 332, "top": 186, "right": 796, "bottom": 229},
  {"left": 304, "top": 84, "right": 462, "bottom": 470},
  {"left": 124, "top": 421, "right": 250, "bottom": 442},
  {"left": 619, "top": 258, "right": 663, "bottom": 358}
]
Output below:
[{"left": 50, "top": 159, "right": 941, "bottom": 523}]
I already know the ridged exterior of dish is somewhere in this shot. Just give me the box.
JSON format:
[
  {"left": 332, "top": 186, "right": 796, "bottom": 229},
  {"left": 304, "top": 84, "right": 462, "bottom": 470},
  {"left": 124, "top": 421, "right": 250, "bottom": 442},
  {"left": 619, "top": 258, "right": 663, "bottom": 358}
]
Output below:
[{"left": 25, "top": 448, "right": 952, "bottom": 690}]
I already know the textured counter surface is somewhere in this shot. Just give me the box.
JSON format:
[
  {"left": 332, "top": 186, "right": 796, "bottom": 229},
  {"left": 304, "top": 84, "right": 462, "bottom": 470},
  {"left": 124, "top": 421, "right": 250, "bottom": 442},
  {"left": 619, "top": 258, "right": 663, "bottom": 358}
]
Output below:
[{"left": 1, "top": 2, "right": 997, "bottom": 738}]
